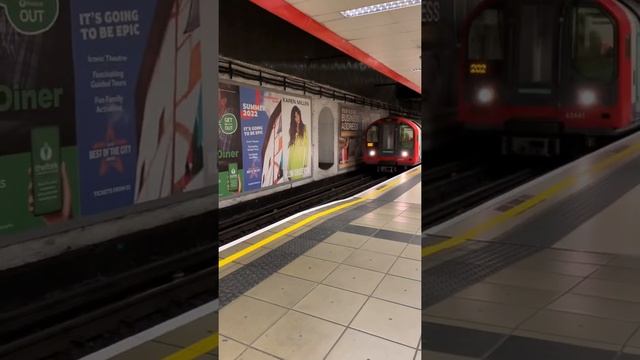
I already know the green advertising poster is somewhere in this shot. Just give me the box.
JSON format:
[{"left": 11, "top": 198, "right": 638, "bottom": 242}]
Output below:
[
  {"left": 30, "top": 126, "right": 62, "bottom": 215},
  {"left": 218, "top": 82, "right": 244, "bottom": 197},
  {"left": 0, "top": 148, "right": 80, "bottom": 234},
  {"left": 0, "top": 0, "right": 59, "bottom": 35},
  {"left": 0, "top": 0, "right": 80, "bottom": 235}
]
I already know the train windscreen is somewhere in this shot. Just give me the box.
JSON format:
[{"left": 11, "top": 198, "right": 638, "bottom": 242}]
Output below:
[
  {"left": 399, "top": 125, "right": 414, "bottom": 154},
  {"left": 571, "top": 6, "right": 616, "bottom": 82},
  {"left": 468, "top": 8, "right": 504, "bottom": 61},
  {"left": 367, "top": 125, "right": 379, "bottom": 143}
]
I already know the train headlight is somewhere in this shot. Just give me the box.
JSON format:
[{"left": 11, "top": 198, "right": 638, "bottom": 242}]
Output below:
[
  {"left": 401, "top": 150, "right": 409, "bottom": 157},
  {"left": 578, "top": 89, "right": 597, "bottom": 107},
  {"left": 476, "top": 87, "right": 495, "bottom": 105},
  {"left": 369, "top": 150, "right": 376, "bottom": 157}
]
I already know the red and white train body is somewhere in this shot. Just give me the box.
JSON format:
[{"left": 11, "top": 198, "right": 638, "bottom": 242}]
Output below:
[
  {"left": 459, "top": 0, "right": 640, "bottom": 155},
  {"left": 363, "top": 116, "right": 422, "bottom": 171}
]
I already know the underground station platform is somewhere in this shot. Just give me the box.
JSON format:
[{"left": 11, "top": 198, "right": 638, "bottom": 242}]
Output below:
[
  {"left": 76, "top": 167, "right": 421, "bottom": 360},
  {"left": 217, "top": 167, "right": 421, "bottom": 360},
  {"left": 423, "top": 131, "right": 640, "bottom": 360}
]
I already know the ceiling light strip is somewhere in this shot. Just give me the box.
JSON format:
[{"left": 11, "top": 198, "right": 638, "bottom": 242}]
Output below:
[{"left": 341, "top": 0, "right": 422, "bottom": 18}]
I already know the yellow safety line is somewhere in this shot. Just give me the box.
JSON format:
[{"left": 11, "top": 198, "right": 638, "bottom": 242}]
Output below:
[
  {"left": 422, "top": 140, "right": 640, "bottom": 258},
  {"left": 162, "top": 332, "right": 218, "bottom": 360},
  {"left": 590, "top": 142, "right": 640, "bottom": 175},
  {"left": 162, "top": 167, "right": 421, "bottom": 360},
  {"left": 219, "top": 167, "right": 421, "bottom": 269},
  {"left": 219, "top": 197, "right": 367, "bottom": 268},
  {"left": 421, "top": 177, "right": 575, "bottom": 257}
]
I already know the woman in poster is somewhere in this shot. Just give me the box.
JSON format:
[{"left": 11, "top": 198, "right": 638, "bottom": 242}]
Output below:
[
  {"left": 261, "top": 101, "right": 284, "bottom": 187},
  {"left": 287, "top": 106, "right": 309, "bottom": 180}
]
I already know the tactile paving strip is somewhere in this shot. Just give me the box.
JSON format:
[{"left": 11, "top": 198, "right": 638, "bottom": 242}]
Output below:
[
  {"left": 220, "top": 235, "right": 324, "bottom": 305},
  {"left": 423, "top": 242, "right": 537, "bottom": 307},
  {"left": 423, "top": 321, "right": 624, "bottom": 360},
  {"left": 423, "top": 153, "right": 640, "bottom": 308},
  {"left": 221, "top": 174, "right": 421, "bottom": 307}
]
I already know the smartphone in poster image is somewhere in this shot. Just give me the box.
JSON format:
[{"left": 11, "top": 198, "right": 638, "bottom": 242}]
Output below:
[
  {"left": 30, "top": 126, "right": 62, "bottom": 215},
  {"left": 228, "top": 162, "right": 239, "bottom": 192}
]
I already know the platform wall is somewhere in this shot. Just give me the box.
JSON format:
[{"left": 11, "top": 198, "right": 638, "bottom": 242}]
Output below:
[
  {"left": 0, "top": 0, "right": 218, "bottom": 242},
  {"left": 218, "top": 76, "right": 388, "bottom": 207}
]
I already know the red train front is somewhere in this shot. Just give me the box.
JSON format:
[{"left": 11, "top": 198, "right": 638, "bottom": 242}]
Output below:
[
  {"left": 458, "top": 0, "right": 640, "bottom": 156},
  {"left": 363, "top": 116, "right": 422, "bottom": 171}
]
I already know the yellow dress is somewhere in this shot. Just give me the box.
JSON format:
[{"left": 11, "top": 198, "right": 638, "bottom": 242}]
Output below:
[{"left": 287, "top": 131, "right": 309, "bottom": 180}]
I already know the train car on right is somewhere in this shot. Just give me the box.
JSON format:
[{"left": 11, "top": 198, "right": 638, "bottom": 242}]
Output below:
[
  {"left": 363, "top": 116, "right": 422, "bottom": 172},
  {"left": 458, "top": 0, "right": 640, "bottom": 156}
]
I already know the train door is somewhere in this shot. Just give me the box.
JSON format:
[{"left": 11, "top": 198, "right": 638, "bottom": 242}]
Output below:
[
  {"left": 380, "top": 121, "right": 396, "bottom": 156},
  {"left": 503, "top": 0, "right": 563, "bottom": 156},
  {"left": 507, "top": 0, "right": 560, "bottom": 106}
]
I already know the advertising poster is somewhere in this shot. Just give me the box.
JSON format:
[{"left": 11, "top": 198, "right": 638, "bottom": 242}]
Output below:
[
  {"left": 134, "top": 0, "right": 205, "bottom": 203},
  {"left": 239, "top": 86, "right": 272, "bottom": 192},
  {"left": 338, "top": 105, "right": 363, "bottom": 169},
  {"left": 279, "top": 93, "right": 311, "bottom": 181},
  {"left": 218, "top": 82, "right": 243, "bottom": 196},
  {"left": 1, "top": 0, "right": 212, "bottom": 237},
  {"left": 219, "top": 83, "right": 311, "bottom": 197},
  {"left": 69, "top": 0, "right": 205, "bottom": 214},
  {"left": 0, "top": 0, "right": 81, "bottom": 235}
]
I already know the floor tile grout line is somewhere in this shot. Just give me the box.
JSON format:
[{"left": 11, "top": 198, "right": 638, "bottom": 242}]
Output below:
[
  {"left": 234, "top": 346, "right": 284, "bottom": 360},
  {"left": 511, "top": 269, "right": 623, "bottom": 342},
  {"left": 388, "top": 255, "right": 422, "bottom": 281},
  {"left": 230, "top": 260, "right": 419, "bottom": 353},
  {"left": 450, "top": 283, "right": 640, "bottom": 323},
  {"left": 477, "top": 266, "right": 627, "bottom": 358},
  {"left": 243, "top": 254, "right": 398, "bottom": 297},
  {"left": 327, "top": 238, "right": 420, "bottom": 356},
  {"left": 220, "top": 179, "right": 422, "bottom": 356},
  {"left": 240, "top": 302, "right": 292, "bottom": 359},
  {"left": 423, "top": 258, "right": 640, "bottom": 358},
  {"left": 323, "top": 269, "right": 418, "bottom": 358},
  {"left": 617, "top": 319, "right": 640, "bottom": 355}
]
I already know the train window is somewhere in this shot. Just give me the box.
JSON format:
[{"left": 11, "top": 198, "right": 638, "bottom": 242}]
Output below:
[
  {"left": 571, "top": 6, "right": 615, "bottom": 82},
  {"left": 382, "top": 123, "right": 395, "bottom": 151},
  {"left": 517, "top": 4, "right": 555, "bottom": 84},
  {"left": 468, "top": 8, "right": 504, "bottom": 60},
  {"left": 366, "top": 125, "right": 379, "bottom": 143},
  {"left": 399, "top": 125, "right": 414, "bottom": 150}
]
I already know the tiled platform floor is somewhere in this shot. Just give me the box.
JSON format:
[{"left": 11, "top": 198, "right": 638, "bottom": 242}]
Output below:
[
  {"left": 220, "top": 191, "right": 422, "bottom": 359},
  {"left": 424, "top": 243, "right": 640, "bottom": 360}
]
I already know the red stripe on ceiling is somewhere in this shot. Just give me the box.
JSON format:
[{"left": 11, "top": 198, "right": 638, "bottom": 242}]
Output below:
[{"left": 250, "top": 0, "right": 421, "bottom": 94}]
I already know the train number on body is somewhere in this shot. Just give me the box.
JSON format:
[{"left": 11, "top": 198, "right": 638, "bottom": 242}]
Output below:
[
  {"left": 565, "top": 112, "right": 586, "bottom": 119},
  {"left": 470, "top": 63, "right": 487, "bottom": 75}
]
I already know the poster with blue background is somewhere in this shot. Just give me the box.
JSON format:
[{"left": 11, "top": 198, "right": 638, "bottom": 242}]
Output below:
[
  {"left": 239, "top": 86, "right": 268, "bottom": 192},
  {"left": 70, "top": 1, "right": 156, "bottom": 215}
]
